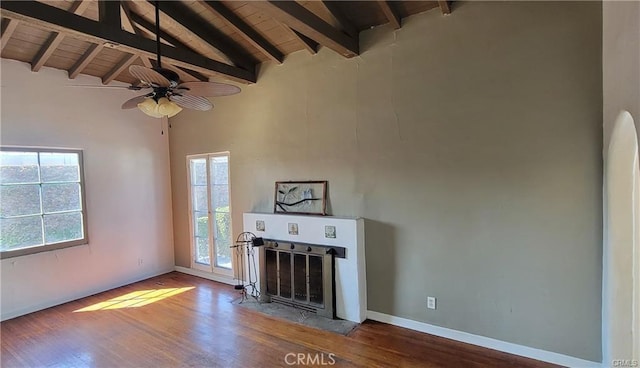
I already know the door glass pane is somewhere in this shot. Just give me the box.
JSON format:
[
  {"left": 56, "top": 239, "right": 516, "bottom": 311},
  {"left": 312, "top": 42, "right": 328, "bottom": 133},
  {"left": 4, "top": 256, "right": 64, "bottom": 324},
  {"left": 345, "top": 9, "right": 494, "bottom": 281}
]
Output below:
[
  {"left": 211, "top": 184, "right": 229, "bottom": 209},
  {"left": 0, "top": 151, "right": 39, "bottom": 184},
  {"left": 210, "top": 156, "right": 228, "bottom": 185},
  {"left": 0, "top": 215, "right": 43, "bottom": 250},
  {"left": 190, "top": 159, "right": 207, "bottom": 186},
  {"left": 42, "top": 183, "right": 81, "bottom": 213},
  {"left": 44, "top": 212, "right": 83, "bottom": 244},
  {"left": 214, "top": 211, "right": 231, "bottom": 269},
  {"left": 194, "top": 211, "right": 209, "bottom": 238},
  {"left": 39, "top": 152, "right": 79, "bottom": 182},
  {"left": 195, "top": 237, "right": 210, "bottom": 265},
  {"left": 0, "top": 184, "right": 41, "bottom": 217},
  {"left": 192, "top": 186, "right": 208, "bottom": 212}
]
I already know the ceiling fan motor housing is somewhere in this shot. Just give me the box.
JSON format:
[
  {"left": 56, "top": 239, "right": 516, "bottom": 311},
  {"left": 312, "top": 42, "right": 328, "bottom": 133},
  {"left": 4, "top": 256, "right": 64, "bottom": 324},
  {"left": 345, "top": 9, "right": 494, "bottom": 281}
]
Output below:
[{"left": 153, "top": 68, "right": 180, "bottom": 87}]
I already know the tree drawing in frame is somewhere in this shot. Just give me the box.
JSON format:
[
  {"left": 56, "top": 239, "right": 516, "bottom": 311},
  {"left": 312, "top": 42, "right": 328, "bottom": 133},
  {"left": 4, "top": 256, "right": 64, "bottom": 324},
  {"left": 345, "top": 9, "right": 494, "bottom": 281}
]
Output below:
[{"left": 274, "top": 181, "right": 327, "bottom": 215}]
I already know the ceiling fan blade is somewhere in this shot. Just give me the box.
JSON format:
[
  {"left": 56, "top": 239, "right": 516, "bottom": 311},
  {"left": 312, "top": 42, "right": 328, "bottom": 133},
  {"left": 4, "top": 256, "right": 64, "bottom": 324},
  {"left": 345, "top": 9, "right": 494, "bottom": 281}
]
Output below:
[
  {"left": 129, "top": 65, "right": 170, "bottom": 87},
  {"left": 66, "top": 84, "right": 149, "bottom": 91},
  {"left": 122, "top": 95, "right": 151, "bottom": 109},
  {"left": 175, "top": 81, "right": 241, "bottom": 97},
  {"left": 169, "top": 94, "right": 213, "bottom": 111}
]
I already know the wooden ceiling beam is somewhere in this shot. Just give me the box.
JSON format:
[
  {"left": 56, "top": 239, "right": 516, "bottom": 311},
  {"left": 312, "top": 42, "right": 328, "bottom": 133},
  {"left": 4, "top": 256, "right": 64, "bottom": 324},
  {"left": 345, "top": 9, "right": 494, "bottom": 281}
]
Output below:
[
  {"left": 31, "top": 0, "right": 89, "bottom": 72},
  {"left": 0, "top": 1, "right": 255, "bottom": 83},
  {"left": 291, "top": 28, "right": 319, "bottom": 55},
  {"left": 126, "top": 5, "right": 208, "bottom": 82},
  {"left": 127, "top": 10, "right": 197, "bottom": 55},
  {"left": 31, "top": 33, "right": 65, "bottom": 71},
  {"left": 120, "top": 2, "right": 142, "bottom": 36},
  {"left": 438, "top": 1, "right": 452, "bottom": 15},
  {"left": 98, "top": 0, "right": 121, "bottom": 30},
  {"left": 153, "top": 1, "right": 257, "bottom": 71},
  {"left": 201, "top": 1, "right": 284, "bottom": 64},
  {"left": 1, "top": 18, "right": 19, "bottom": 52},
  {"left": 321, "top": 1, "right": 357, "bottom": 38},
  {"left": 68, "top": 43, "right": 104, "bottom": 79},
  {"left": 176, "top": 66, "right": 208, "bottom": 82},
  {"left": 250, "top": 1, "right": 358, "bottom": 58},
  {"left": 139, "top": 55, "right": 153, "bottom": 68},
  {"left": 377, "top": 1, "right": 401, "bottom": 30},
  {"left": 102, "top": 53, "right": 137, "bottom": 84},
  {"left": 277, "top": 21, "right": 317, "bottom": 55}
]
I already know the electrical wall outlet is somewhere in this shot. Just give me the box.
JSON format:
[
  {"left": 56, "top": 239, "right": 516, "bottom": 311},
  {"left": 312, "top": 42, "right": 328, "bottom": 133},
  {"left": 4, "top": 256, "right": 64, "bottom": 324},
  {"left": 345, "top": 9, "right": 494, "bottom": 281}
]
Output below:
[{"left": 427, "top": 296, "right": 437, "bottom": 310}]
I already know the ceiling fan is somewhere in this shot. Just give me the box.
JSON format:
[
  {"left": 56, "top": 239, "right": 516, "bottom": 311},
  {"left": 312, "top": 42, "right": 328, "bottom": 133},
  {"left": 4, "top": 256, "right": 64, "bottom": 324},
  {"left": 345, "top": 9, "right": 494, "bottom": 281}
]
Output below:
[{"left": 119, "top": 1, "right": 240, "bottom": 118}]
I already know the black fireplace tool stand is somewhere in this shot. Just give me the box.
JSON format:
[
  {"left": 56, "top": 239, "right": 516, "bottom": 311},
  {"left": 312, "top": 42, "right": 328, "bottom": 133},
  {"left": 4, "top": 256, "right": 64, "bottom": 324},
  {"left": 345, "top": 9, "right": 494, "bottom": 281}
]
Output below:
[{"left": 231, "top": 232, "right": 263, "bottom": 303}]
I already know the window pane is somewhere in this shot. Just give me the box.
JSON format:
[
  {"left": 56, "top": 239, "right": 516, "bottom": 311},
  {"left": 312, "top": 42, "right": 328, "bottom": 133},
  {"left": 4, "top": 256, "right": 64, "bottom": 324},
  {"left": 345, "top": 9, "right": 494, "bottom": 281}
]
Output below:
[
  {"left": 192, "top": 186, "right": 208, "bottom": 212},
  {"left": 210, "top": 156, "right": 228, "bottom": 185},
  {"left": 0, "top": 185, "right": 41, "bottom": 217},
  {"left": 40, "top": 152, "right": 79, "bottom": 182},
  {"left": 43, "top": 212, "right": 83, "bottom": 244},
  {"left": 0, "top": 151, "right": 39, "bottom": 184},
  {"left": 0, "top": 216, "right": 43, "bottom": 250},
  {"left": 194, "top": 211, "right": 209, "bottom": 238},
  {"left": 190, "top": 159, "right": 207, "bottom": 186},
  {"left": 214, "top": 212, "right": 231, "bottom": 269},
  {"left": 195, "top": 237, "right": 210, "bottom": 265},
  {"left": 42, "top": 183, "right": 81, "bottom": 213}
]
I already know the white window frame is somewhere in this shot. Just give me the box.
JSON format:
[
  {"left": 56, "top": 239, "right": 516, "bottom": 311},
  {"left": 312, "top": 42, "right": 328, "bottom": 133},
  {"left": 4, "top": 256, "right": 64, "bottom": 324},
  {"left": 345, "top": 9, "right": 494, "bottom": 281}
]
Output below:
[
  {"left": 0, "top": 147, "right": 89, "bottom": 259},
  {"left": 186, "top": 152, "right": 233, "bottom": 276}
]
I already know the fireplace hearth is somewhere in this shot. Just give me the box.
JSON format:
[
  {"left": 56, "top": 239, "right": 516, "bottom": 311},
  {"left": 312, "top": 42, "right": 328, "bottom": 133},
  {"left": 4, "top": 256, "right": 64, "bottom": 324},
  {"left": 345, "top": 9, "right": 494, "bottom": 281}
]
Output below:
[{"left": 260, "top": 240, "right": 346, "bottom": 319}]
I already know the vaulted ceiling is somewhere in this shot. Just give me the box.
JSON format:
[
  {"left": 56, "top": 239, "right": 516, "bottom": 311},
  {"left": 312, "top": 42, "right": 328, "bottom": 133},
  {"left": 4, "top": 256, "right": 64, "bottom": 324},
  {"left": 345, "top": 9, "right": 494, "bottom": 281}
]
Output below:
[{"left": 0, "top": 1, "right": 452, "bottom": 85}]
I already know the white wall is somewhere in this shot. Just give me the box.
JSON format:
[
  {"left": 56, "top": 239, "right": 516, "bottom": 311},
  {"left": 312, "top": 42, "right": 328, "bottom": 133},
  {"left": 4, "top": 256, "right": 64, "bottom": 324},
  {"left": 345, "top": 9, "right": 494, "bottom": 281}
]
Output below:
[
  {"left": 602, "top": 0, "right": 640, "bottom": 363},
  {"left": 0, "top": 59, "right": 175, "bottom": 320}
]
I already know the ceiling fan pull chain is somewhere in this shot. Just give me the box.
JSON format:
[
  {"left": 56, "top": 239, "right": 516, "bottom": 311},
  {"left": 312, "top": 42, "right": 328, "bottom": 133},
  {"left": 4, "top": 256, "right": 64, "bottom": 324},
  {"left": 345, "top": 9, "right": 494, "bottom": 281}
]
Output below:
[{"left": 160, "top": 119, "right": 164, "bottom": 135}]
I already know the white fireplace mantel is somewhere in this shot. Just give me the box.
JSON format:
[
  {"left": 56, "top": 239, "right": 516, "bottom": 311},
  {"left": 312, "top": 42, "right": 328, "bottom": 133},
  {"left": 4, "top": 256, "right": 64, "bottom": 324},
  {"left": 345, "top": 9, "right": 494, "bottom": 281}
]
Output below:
[{"left": 243, "top": 212, "right": 366, "bottom": 323}]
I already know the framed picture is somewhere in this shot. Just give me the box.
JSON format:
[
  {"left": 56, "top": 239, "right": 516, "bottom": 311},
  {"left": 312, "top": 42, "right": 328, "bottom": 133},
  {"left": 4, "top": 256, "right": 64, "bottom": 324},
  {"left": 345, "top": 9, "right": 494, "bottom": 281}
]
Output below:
[{"left": 274, "top": 181, "right": 327, "bottom": 215}]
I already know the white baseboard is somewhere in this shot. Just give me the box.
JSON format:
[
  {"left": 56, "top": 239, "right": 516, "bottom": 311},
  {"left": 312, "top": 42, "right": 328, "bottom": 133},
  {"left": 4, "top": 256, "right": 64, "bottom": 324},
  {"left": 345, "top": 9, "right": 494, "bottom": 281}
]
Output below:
[
  {"left": 174, "top": 266, "right": 236, "bottom": 286},
  {"left": 1, "top": 268, "right": 173, "bottom": 321},
  {"left": 366, "top": 310, "right": 601, "bottom": 368}
]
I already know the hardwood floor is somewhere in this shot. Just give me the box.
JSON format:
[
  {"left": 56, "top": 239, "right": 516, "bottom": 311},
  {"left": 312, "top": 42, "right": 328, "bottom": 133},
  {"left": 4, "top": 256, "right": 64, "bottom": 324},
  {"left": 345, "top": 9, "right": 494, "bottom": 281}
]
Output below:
[{"left": 1, "top": 272, "right": 559, "bottom": 367}]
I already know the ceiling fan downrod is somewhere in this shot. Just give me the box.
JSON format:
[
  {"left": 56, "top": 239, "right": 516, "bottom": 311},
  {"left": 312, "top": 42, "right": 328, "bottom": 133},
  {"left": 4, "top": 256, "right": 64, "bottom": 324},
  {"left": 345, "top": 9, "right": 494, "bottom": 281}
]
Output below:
[{"left": 155, "top": 0, "right": 161, "bottom": 68}]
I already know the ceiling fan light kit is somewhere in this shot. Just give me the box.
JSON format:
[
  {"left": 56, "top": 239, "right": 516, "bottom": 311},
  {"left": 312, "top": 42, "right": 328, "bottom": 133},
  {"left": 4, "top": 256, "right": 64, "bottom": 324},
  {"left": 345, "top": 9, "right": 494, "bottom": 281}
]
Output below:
[{"left": 137, "top": 97, "right": 182, "bottom": 118}]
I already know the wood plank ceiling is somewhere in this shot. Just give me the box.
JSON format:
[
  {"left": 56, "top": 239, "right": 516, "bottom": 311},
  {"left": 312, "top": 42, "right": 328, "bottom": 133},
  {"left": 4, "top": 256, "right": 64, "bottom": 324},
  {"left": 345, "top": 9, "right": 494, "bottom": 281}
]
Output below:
[{"left": 0, "top": 1, "right": 452, "bottom": 86}]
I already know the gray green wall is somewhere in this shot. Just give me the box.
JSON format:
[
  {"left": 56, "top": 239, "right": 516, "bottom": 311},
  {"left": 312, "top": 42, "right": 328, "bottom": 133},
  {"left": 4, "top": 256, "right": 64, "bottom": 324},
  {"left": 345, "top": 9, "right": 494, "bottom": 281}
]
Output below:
[{"left": 169, "top": 2, "right": 603, "bottom": 361}]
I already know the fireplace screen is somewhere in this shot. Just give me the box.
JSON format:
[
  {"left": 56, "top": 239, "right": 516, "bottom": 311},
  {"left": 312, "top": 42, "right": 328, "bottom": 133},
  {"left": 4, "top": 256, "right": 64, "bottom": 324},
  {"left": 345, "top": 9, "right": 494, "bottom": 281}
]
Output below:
[{"left": 261, "top": 241, "right": 336, "bottom": 318}]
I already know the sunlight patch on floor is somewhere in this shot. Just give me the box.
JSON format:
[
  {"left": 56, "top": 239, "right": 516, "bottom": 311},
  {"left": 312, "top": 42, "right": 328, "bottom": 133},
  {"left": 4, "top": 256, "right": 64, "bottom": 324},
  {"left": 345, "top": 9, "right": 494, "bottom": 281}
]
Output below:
[{"left": 74, "top": 287, "right": 195, "bottom": 312}]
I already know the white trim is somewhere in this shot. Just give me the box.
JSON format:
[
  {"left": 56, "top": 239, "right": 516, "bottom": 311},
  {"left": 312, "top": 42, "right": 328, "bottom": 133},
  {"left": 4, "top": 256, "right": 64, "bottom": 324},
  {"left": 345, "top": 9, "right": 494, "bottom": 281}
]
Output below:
[
  {"left": 174, "top": 266, "right": 236, "bottom": 286},
  {"left": 366, "top": 310, "right": 602, "bottom": 368},
  {"left": 1, "top": 268, "right": 173, "bottom": 321}
]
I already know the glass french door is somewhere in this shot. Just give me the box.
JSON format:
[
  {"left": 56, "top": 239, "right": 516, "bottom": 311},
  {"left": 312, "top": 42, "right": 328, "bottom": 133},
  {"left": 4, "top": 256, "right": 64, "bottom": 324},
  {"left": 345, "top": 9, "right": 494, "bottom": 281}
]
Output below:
[{"left": 187, "top": 152, "right": 232, "bottom": 275}]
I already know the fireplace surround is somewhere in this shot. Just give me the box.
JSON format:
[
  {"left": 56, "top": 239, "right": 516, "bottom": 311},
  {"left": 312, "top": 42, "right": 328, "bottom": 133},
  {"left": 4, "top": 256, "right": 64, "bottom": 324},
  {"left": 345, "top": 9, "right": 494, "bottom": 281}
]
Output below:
[{"left": 243, "top": 213, "right": 366, "bottom": 323}]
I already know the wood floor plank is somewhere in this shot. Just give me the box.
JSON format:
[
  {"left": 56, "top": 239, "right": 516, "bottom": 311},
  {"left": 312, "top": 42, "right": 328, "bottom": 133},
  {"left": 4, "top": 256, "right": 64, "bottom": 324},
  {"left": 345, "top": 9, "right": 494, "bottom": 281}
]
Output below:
[{"left": 0, "top": 272, "right": 559, "bottom": 368}]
